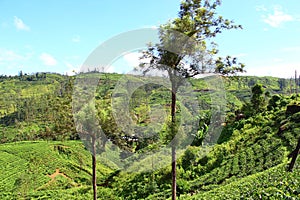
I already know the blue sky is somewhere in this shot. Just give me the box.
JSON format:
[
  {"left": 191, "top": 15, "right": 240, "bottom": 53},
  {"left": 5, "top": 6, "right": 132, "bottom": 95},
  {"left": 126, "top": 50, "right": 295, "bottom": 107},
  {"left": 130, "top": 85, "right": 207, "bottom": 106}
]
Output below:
[{"left": 0, "top": 0, "right": 299, "bottom": 78}]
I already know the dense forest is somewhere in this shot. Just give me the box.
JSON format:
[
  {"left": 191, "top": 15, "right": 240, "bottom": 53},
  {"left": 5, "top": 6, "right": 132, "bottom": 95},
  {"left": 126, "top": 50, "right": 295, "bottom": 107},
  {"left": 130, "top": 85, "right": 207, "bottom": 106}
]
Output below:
[{"left": 0, "top": 72, "right": 299, "bottom": 199}]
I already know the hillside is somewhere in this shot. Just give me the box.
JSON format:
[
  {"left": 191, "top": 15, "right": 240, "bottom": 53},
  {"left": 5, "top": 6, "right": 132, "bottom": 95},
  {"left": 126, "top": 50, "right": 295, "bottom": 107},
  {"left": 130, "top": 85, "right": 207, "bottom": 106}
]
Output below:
[
  {"left": 106, "top": 94, "right": 300, "bottom": 199},
  {"left": 0, "top": 73, "right": 291, "bottom": 143},
  {"left": 0, "top": 72, "right": 299, "bottom": 199},
  {"left": 0, "top": 140, "right": 117, "bottom": 199}
]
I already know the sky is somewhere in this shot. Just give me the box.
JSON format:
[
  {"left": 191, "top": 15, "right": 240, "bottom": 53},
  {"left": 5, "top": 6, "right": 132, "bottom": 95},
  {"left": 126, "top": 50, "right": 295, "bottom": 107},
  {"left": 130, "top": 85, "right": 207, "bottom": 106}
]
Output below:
[{"left": 0, "top": 0, "right": 299, "bottom": 78}]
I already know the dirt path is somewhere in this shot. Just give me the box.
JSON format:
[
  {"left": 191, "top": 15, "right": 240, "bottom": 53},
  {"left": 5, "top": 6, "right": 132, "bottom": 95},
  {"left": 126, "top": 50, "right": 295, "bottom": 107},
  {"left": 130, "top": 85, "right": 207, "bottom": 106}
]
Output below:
[
  {"left": 37, "top": 168, "right": 72, "bottom": 190},
  {"left": 47, "top": 168, "right": 68, "bottom": 179}
]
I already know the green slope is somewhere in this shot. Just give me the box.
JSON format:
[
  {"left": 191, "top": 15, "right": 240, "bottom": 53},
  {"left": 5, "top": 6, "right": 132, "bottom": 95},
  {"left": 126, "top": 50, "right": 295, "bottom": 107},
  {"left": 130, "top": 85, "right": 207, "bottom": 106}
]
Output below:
[
  {"left": 183, "top": 163, "right": 300, "bottom": 200},
  {"left": 0, "top": 73, "right": 298, "bottom": 199},
  {"left": 0, "top": 140, "right": 116, "bottom": 199}
]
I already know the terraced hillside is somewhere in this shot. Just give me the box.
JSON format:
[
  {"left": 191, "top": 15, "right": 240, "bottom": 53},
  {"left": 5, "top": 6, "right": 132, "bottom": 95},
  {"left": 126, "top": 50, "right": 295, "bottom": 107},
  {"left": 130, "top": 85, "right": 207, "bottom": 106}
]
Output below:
[
  {"left": 107, "top": 93, "right": 300, "bottom": 199},
  {"left": 0, "top": 141, "right": 116, "bottom": 199},
  {"left": 0, "top": 73, "right": 299, "bottom": 199}
]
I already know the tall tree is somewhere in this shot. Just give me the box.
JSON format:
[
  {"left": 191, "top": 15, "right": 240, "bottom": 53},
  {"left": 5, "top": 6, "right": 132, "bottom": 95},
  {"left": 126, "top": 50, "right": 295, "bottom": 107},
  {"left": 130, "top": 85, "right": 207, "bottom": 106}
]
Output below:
[
  {"left": 140, "top": 0, "right": 245, "bottom": 199},
  {"left": 75, "top": 102, "right": 106, "bottom": 200}
]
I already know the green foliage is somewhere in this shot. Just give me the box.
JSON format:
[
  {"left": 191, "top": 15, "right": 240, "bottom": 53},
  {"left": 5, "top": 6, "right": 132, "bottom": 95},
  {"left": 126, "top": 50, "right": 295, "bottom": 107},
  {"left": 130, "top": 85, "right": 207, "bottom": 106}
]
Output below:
[
  {"left": 0, "top": 74, "right": 76, "bottom": 142},
  {"left": 0, "top": 141, "right": 115, "bottom": 199},
  {"left": 182, "top": 164, "right": 300, "bottom": 200},
  {"left": 0, "top": 72, "right": 299, "bottom": 199},
  {"left": 251, "top": 84, "right": 265, "bottom": 110},
  {"left": 181, "top": 146, "right": 200, "bottom": 171},
  {"left": 0, "top": 73, "right": 291, "bottom": 144}
]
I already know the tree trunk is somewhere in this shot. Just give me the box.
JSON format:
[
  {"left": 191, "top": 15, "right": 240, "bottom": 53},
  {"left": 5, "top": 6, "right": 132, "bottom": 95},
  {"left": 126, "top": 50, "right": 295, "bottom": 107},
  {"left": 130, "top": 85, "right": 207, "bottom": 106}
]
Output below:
[
  {"left": 288, "top": 137, "right": 300, "bottom": 172},
  {"left": 171, "top": 87, "right": 177, "bottom": 200},
  {"left": 171, "top": 145, "right": 176, "bottom": 200},
  {"left": 92, "top": 139, "right": 97, "bottom": 200}
]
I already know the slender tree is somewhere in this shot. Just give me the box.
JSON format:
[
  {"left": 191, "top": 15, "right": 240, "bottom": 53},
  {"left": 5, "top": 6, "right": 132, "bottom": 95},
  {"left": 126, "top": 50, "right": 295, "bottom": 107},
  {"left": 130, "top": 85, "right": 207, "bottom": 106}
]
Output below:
[
  {"left": 75, "top": 102, "right": 106, "bottom": 200},
  {"left": 140, "top": 1, "right": 245, "bottom": 199}
]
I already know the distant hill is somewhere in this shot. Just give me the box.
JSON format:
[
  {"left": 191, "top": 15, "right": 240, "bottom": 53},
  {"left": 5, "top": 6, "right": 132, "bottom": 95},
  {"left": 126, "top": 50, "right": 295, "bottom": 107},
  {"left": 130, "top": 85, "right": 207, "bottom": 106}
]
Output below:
[{"left": 0, "top": 72, "right": 292, "bottom": 144}]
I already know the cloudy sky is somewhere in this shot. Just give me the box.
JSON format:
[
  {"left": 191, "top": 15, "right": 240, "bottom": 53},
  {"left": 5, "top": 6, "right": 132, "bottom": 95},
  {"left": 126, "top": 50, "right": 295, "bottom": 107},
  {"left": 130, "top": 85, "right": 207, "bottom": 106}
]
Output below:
[{"left": 0, "top": 0, "right": 299, "bottom": 77}]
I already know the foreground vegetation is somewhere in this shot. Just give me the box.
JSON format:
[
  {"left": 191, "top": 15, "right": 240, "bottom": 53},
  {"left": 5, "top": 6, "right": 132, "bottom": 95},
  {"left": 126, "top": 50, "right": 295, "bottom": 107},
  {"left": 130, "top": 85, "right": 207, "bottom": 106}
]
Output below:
[{"left": 0, "top": 72, "right": 299, "bottom": 199}]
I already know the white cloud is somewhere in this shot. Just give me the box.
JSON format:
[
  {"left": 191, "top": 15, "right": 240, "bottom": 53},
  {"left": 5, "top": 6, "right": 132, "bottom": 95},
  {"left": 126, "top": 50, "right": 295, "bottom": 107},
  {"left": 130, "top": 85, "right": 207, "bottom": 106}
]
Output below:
[
  {"left": 262, "top": 6, "right": 294, "bottom": 27},
  {"left": 106, "top": 65, "right": 117, "bottom": 73},
  {"left": 0, "top": 48, "right": 35, "bottom": 75},
  {"left": 40, "top": 53, "right": 57, "bottom": 66},
  {"left": 246, "top": 63, "right": 298, "bottom": 78},
  {"left": 0, "top": 49, "right": 24, "bottom": 62},
  {"left": 72, "top": 35, "right": 80, "bottom": 43},
  {"left": 63, "top": 62, "right": 80, "bottom": 75},
  {"left": 0, "top": 48, "right": 33, "bottom": 64},
  {"left": 123, "top": 52, "right": 142, "bottom": 67},
  {"left": 14, "top": 16, "right": 30, "bottom": 31}
]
